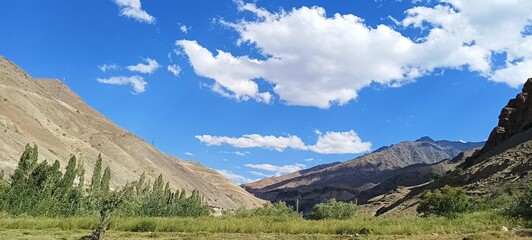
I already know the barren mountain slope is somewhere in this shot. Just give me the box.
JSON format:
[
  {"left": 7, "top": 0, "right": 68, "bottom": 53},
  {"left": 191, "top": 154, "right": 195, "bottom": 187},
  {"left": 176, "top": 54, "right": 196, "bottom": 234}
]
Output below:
[
  {"left": 374, "top": 78, "right": 532, "bottom": 216},
  {"left": 243, "top": 137, "right": 483, "bottom": 211},
  {"left": 0, "top": 56, "right": 264, "bottom": 210}
]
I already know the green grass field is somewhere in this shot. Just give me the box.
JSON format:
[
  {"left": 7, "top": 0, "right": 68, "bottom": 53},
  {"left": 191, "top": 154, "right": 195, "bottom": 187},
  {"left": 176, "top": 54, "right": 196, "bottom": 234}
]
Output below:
[{"left": 0, "top": 211, "right": 530, "bottom": 239}]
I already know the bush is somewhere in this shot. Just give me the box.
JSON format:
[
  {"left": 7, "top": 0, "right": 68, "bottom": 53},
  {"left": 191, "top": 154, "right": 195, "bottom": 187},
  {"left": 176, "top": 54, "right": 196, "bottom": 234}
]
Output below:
[
  {"left": 417, "top": 185, "right": 473, "bottom": 217},
  {"left": 232, "top": 201, "right": 300, "bottom": 218},
  {"left": 508, "top": 184, "right": 532, "bottom": 220},
  {"left": 312, "top": 199, "right": 357, "bottom": 220},
  {"left": 131, "top": 219, "right": 157, "bottom": 232}
]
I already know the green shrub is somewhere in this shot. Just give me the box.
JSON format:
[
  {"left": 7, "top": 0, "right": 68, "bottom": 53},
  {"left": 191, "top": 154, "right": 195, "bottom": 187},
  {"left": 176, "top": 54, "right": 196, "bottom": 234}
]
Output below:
[
  {"left": 311, "top": 199, "right": 357, "bottom": 220},
  {"left": 232, "top": 201, "right": 300, "bottom": 218},
  {"left": 131, "top": 219, "right": 157, "bottom": 232},
  {"left": 417, "top": 185, "right": 473, "bottom": 217},
  {"left": 508, "top": 184, "right": 532, "bottom": 220}
]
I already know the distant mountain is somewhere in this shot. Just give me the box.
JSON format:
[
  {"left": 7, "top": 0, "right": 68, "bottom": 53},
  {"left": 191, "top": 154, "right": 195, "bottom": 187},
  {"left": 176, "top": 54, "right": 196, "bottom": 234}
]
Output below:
[
  {"left": 0, "top": 56, "right": 264, "bottom": 210},
  {"left": 243, "top": 137, "right": 484, "bottom": 212},
  {"left": 375, "top": 78, "right": 532, "bottom": 216}
]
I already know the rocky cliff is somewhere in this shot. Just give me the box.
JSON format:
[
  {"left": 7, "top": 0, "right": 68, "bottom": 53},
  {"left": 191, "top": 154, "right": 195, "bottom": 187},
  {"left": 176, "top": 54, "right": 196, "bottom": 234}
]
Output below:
[{"left": 482, "top": 78, "right": 532, "bottom": 154}]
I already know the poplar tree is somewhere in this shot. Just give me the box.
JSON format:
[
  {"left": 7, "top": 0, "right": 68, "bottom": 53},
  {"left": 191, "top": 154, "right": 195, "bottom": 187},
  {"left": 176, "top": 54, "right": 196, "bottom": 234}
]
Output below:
[
  {"left": 89, "top": 154, "right": 103, "bottom": 197},
  {"left": 100, "top": 166, "right": 111, "bottom": 195}
]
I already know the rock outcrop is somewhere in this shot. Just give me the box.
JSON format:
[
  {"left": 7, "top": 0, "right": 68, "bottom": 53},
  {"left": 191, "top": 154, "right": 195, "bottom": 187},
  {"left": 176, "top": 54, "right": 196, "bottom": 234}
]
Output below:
[{"left": 482, "top": 78, "right": 532, "bottom": 154}]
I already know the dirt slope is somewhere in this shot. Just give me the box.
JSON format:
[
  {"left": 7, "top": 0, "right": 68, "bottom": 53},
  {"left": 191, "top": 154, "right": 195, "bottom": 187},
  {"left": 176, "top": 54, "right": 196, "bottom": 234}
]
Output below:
[{"left": 0, "top": 56, "right": 264, "bottom": 210}]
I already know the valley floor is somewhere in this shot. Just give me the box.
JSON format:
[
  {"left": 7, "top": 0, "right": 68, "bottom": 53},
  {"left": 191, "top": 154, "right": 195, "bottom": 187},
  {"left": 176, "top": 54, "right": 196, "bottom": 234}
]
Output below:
[{"left": 0, "top": 212, "right": 529, "bottom": 239}]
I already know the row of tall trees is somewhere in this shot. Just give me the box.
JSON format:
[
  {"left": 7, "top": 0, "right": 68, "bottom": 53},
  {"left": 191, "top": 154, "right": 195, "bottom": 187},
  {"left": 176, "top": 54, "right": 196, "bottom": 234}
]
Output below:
[{"left": 0, "top": 144, "right": 210, "bottom": 218}]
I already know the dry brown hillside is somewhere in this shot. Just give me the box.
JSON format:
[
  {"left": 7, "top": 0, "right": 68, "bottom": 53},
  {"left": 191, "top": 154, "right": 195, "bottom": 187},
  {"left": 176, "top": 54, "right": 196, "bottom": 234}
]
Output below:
[{"left": 0, "top": 56, "right": 264, "bottom": 210}]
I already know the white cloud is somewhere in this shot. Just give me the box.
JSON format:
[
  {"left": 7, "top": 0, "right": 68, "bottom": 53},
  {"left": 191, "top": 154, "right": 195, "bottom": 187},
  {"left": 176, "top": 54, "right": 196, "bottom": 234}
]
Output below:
[
  {"left": 216, "top": 169, "right": 257, "bottom": 185},
  {"left": 97, "top": 75, "right": 147, "bottom": 94},
  {"left": 98, "top": 63, "right": 120, "bottom": 72},
  {"left": 196, "top": 130, "right": 372, "bottom": 154},
  {"left": 309, "top": 130, "right": 372, "bottom": 154},
  {"left": 113, "top": 0, "right": 155, "bottom": 24},
  {"left": 245, "top": 163, "right": 306, "bottom": 176},
  {"left": 184, "top": 152, "right": 193, "bottom": 156},
  {"left": 195, "top": 134, "right": 307, "bottom": 152},
  {"left": 304, "top": 158, "right": 315, "bottom": 162},
  {"left": 249, "top": 171, "right": 273, "bottom": 178},
  {"left": 127, "top": 58, "right": 160, "bottom": 74},
  {"left": 177, "top": 40, "right": 272, "bottom": 104},
  {"left": 167, "top": 64, "right": 182, "bottom": 76},
  {"left": 233, "top": 151, "right": 248, "bottom": 156},
  {"left": 220, "top": 151, "right": 250, "bottom": 156},
  {"left": 178, "top": 0, "right": 532, "bottom": 108},
  {"left": 180, "top": 25, "right": 189, "bottom": 33}
]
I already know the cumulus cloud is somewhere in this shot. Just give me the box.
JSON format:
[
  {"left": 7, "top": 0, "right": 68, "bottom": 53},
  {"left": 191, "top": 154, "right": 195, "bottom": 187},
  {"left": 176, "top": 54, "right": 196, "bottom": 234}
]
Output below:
[
  {"left": 113, "top": 0, "right": 155, "bottom": 24},
  {"left": 195, "top": 134, "right": 307, "bottom": 152},
  {"left": 216, "top": 169, "right": 257, "bottom": 185},
  {"left": 127, "top": 58, "right": 160, "bottom": 74},
  {"left": 245, "top": 163, "right": 306, "bottom": 176},
  {"left": 177, "top": 40, "right": 272, "bottom": 103},
  {"left": 177, "top": 0, "right": 532, "bottom": 108},
  {"left": 196, "top": 130, "right": 372, "bottom": 154},
  {"left": 97, "top": 75, "right": 147, "bottom": 94},
  {"left": 309, "top": 130, "right": 372, "bottom": 154},
  {"left": 98, "top": 63, "right": 120, "bottom": 72}
]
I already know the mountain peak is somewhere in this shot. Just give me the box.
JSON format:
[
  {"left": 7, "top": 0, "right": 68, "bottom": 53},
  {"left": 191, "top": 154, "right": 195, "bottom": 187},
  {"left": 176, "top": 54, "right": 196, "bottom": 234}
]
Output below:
[{"left": 415, "top": 136, "right": 434, "bottom": 142}]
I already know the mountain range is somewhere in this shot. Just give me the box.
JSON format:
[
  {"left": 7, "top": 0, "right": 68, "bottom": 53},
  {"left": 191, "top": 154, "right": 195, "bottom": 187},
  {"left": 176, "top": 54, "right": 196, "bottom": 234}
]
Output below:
[{"left": 243, "top": 136, "right": 484, "bottom": 212}]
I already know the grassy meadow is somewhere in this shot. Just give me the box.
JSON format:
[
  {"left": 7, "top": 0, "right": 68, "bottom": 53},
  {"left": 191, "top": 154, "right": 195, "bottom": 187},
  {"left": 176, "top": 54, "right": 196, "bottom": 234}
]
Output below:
[{"left": 0, "top": 211, "right": 530, "bottom": 239}]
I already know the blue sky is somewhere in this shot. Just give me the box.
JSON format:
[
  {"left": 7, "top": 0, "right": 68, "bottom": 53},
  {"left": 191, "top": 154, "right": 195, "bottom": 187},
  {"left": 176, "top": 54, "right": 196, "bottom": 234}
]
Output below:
[{"left": 1, "top": 0, "right": 531, "bottom": 184}]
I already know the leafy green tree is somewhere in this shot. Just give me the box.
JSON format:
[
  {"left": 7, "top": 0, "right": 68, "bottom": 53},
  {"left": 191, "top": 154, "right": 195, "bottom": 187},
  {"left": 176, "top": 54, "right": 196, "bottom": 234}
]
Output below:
[
  {"left": 90, "top": 154, "right": 103, "bottom": 197},
  {"left": 76, "top": 158, "right": 85, "bottom": 189},
  {"left": 417, "top": 185, "right": 473, "bottom": 217},
  {"left": 10, "top": 144, "right": 38, "bottom": 189},
  {"left": 0, "top": 144, "right": 212, "bottom": 219},
  {"left": 100, "top": 166, "right": 111, "bottom": 195},
  {"left": 60, "top": 155, "right": 77, "bottom": 193},
  {"left": 91, "top": 185, "right": 133, "bottom": 240},
  {"left": 312, "top": 199, "right": 358, "bottom": 220}
]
